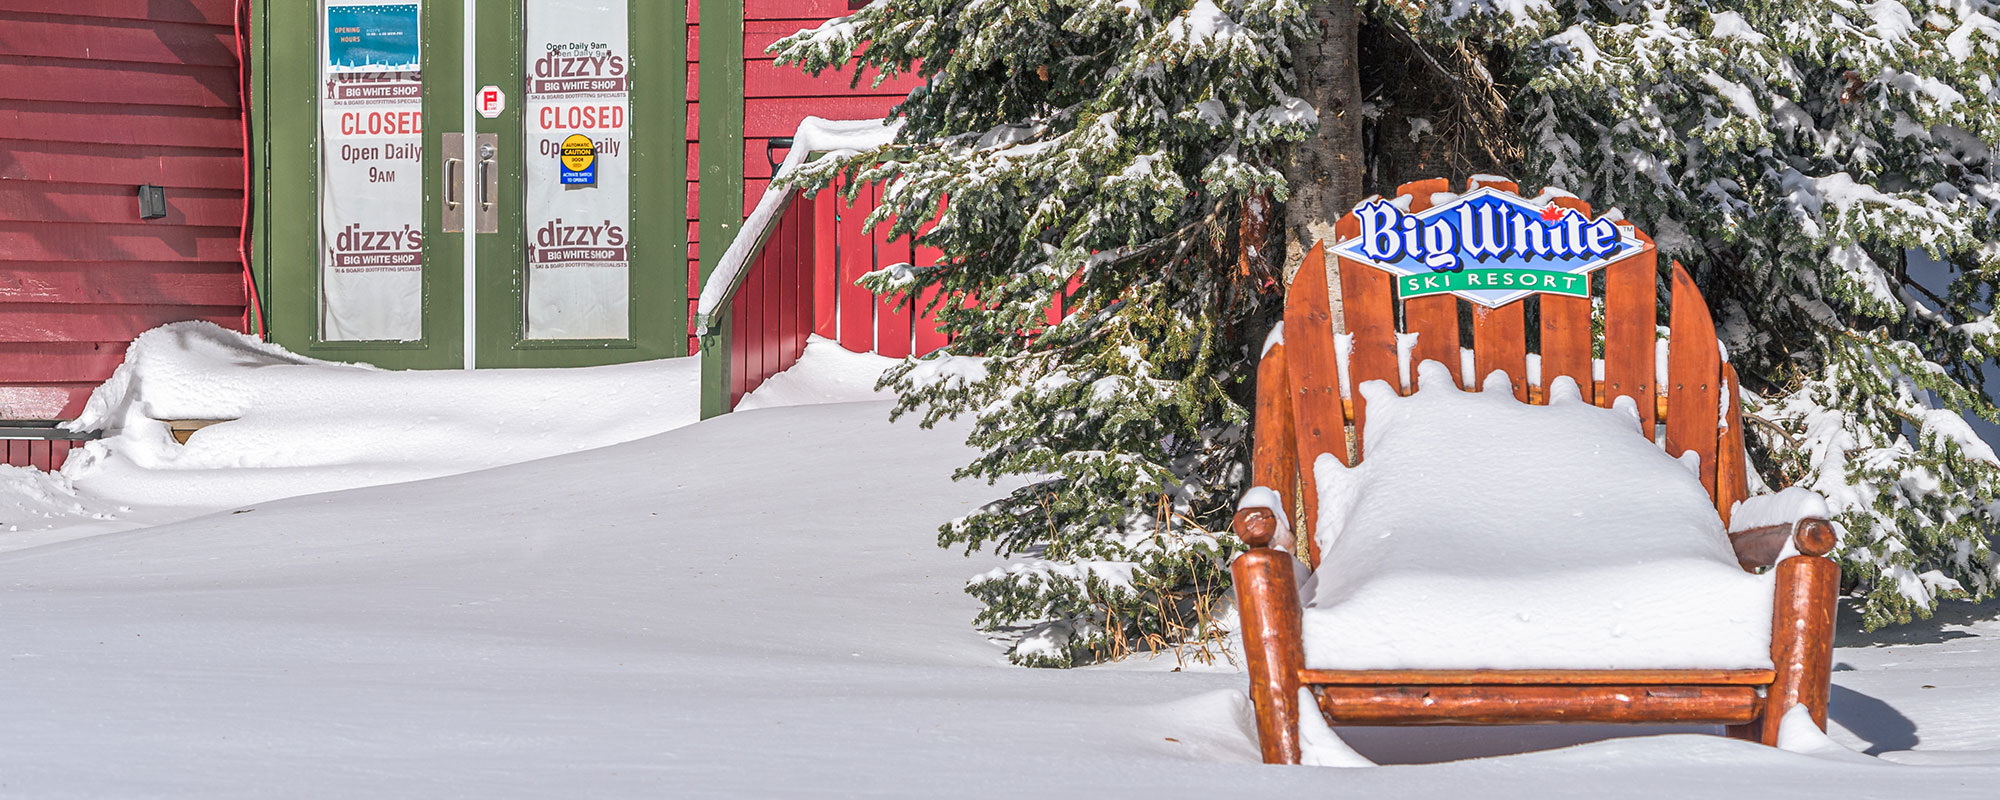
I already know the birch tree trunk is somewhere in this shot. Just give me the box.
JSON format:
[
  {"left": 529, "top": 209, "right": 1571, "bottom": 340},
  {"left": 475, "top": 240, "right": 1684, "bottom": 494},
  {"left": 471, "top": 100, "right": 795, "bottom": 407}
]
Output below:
[{"left": 1282, "top": 1, "right": 1365, "bottom": 332}]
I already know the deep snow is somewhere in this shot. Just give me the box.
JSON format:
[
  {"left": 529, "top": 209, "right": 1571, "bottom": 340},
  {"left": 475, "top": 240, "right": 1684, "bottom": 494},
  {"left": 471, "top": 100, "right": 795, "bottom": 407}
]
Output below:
[
  {"left": 0, "top": 324, "right": 889, "bottom": 545},
  {"left": 1304, "top": 366, "right": 1773, "bottom": 670},
  {"left": 0, "top": 331, "right": 1997, "bottom": 795},
  {"left": 1, "top": 402, "right": 1998, "bottom": 796}
]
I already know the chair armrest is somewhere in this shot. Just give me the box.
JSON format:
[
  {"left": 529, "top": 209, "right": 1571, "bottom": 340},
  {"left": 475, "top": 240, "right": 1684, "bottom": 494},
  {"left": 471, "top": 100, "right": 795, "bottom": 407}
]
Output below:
[
  {"left": 1728, "top": 517, "right": 1836, "bottom": 571},
  {"left": 1235, "top": 486, "right": 1295, "bottom": 554}
]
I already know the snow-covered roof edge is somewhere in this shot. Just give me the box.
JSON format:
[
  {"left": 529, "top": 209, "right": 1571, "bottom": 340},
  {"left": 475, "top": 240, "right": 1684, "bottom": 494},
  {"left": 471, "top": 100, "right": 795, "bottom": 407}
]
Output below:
[{"left": 693, "top": 117, "right": 902, "bottom": 334}]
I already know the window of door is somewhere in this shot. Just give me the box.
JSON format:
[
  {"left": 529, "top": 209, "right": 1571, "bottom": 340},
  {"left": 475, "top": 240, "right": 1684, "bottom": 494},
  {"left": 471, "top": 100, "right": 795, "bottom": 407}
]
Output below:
[{"left": 255, "top": 0, "right": 687, "bottom": 369}]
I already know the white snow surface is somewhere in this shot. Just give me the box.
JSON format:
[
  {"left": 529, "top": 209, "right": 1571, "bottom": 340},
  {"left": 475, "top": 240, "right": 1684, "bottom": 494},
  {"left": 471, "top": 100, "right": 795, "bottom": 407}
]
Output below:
[
  {"left": 2, "top": 397, "right": 1998, "bottom": 795},
  {"left": 1303, "top": 363, "right": 1775, "bottom": 670},
  {"left": 1730, "top": 486, "right": 1833, "bottom": 532},
  {"left": 733, "top": 336, "right": 896, "bottom": 411},
  {"left": 36, "top": 323, "right": 893, "bottom": 536},
  {"left": 0, "top": 362, "right": 1997, "bottom": 791}
]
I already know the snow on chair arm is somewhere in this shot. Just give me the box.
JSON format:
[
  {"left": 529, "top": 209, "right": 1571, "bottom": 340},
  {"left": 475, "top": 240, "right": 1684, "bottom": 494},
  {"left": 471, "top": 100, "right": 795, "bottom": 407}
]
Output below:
[
  {"left": 1727, "top": 517, "right": 1836, "bottom": 571},
  {"left": 1235, "top": 486, "right": 1295, "bottom": 553},
  {"left": 1726, "top": 488, "right": 1836, "bottom": 570}
]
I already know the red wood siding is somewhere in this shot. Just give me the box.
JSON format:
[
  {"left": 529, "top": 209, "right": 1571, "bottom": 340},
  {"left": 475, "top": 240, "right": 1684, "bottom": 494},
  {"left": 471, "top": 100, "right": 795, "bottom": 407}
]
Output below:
[
  {"left": 0, "top": 437, "right": 80, "bottom": 471},
  {"left": 0, "top": 1, "right": 249, "bottom": 429},
  {"left": 724, "top": 178, "right": 956, "bottom": 410},
  {"left": 687, "top": 1, "right": 908, "bottom": 353}
]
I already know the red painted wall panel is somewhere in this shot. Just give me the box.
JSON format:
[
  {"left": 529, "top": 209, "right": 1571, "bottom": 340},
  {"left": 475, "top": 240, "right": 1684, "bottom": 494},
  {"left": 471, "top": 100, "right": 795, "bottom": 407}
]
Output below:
[
  {"left": 0, "top": 0, "right": 247, "bottom": 451},
  {"left": 687, "top": 4, "right": 908, "bottom": 346}
]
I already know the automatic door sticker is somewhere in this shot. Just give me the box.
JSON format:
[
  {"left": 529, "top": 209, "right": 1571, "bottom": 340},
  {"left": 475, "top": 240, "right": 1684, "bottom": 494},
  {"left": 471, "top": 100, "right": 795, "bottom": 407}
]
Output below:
[{"left": 559, "top": 133, "right": 597, "bottom": 186}]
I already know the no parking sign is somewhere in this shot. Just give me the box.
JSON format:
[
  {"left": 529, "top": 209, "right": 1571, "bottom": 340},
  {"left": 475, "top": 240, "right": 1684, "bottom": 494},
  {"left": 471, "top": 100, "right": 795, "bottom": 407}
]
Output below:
[{"left": 476, "top": 85, "right": 505, "bottom": 118}]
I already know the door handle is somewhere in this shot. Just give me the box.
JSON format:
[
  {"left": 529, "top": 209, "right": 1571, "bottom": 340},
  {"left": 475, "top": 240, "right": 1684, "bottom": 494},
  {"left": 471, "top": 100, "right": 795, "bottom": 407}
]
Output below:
[
  {"left": 475, "top": 133, "right": 499, "bottom": 233},
  {"left": 441, "top": 133, "right": 465, "bottom": 232}
]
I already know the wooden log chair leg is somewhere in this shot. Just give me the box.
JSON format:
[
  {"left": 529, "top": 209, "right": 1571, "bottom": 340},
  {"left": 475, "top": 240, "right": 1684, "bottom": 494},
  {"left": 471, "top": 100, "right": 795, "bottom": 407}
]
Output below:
[
  {"left": 1233, "top": 509, "right": 1306, "bottom": 764},
  {"left": 1757, "top": 520, "right": 1841, "bottom": 745}
]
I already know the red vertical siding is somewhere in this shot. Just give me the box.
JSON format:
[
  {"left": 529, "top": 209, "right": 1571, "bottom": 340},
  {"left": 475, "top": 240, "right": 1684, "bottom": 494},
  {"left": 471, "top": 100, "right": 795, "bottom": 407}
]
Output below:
[
  {"left": 688, "top": 1, "right": 911, "bottom": 352},
  {"left": 835, "top": 178, "right": 873, "bottom": 353},
  {"left": 0, "top": 1, "right": 249, "bottom": 423}
]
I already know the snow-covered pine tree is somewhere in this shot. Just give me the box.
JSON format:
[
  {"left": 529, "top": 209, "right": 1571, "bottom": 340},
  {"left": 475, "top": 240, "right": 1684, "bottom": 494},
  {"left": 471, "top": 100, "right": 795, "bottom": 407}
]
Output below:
[
  {"left": 770, "top": 0, "right": 1315, "bottom": 665},
  {"left": 774, "top": 0, "right": 2000, "bottom": 661},
  {"left": 1380, "top": 0, "right": 2000, "bottom": 628}
]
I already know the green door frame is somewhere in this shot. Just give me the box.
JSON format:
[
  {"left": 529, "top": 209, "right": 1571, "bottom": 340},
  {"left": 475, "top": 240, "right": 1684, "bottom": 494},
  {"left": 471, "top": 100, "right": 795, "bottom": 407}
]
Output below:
[
  {"left": 472, "top": 0, "right": 688, "bottom": 368},
  {"left": 252, "top": 1, "right": 689, "bottom": 370},
  {"left": 695, "top": 0, "right": 743, "bottom": 417},
  {"left": 254, "top": 0, "right": 465, "bottom": 369}
]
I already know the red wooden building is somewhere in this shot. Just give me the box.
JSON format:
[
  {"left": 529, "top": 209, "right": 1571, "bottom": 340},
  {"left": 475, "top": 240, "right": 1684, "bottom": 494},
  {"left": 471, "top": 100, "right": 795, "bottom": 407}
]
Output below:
[{"left": 0, "top": 0, "right": 932, "bottom": 469}]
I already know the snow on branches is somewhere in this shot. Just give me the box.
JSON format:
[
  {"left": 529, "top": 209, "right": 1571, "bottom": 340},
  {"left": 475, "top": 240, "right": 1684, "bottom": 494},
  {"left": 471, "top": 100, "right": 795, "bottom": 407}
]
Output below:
[
  {"left": 1444, "top": 0, "right": 2000, "bottom": 627},
  {"left": 771, "top": 0, "right": 2000, "bottom": 650},
  {"left": 771, "top": 0, "right": 1306, "bottom": 665}
]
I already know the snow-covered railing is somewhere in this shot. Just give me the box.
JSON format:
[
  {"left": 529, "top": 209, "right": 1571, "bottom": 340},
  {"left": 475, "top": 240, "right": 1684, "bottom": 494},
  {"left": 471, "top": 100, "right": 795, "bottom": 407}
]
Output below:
[
  {"left": 0, "top": 421, "right": 97, "bottom": 472},
  {"left": 695, "top": 118, "right": 951, "bottom": 416}
]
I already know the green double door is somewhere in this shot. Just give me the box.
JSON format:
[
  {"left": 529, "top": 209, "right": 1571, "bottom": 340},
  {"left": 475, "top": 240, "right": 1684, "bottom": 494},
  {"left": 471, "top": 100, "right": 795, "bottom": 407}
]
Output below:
[{"left": 256, "top": 0, "right": 686, "bottom": 368}]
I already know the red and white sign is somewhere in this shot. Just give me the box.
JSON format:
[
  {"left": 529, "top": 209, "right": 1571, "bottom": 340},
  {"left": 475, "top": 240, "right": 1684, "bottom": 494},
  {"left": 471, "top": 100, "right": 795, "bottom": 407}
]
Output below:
[
  {"left": 522, "top": 0, "right": 632, "bottom": 341},
  {"left": 476, "top": 85, "right": 506, "bottom": 118}
]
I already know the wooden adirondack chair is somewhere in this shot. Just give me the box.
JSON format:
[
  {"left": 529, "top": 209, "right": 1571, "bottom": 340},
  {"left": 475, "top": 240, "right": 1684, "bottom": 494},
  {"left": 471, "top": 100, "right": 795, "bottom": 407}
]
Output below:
[{"left": 1232, "top": 177, "right": 1840, "bottom": 764}]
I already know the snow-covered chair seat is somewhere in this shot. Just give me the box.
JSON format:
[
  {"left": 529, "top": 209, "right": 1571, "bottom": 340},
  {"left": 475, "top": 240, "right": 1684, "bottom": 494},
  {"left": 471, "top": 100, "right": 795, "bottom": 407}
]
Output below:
[
  {"left": 1299, "top": 366, "right": 1774, "bottom": 672},
  {"left": 1228, "top": 177, "right": 1841, "bottom": 765}
]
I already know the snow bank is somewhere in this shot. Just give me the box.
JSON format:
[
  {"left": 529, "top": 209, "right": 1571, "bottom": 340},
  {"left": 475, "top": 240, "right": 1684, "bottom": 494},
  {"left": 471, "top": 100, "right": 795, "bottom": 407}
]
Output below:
[
  {"left": 0, "top": 464, "right": 117, "bottom": 536},
  {"left": 1, "top": 391, "right": 1997, "bottom": 791},
  {"left": 1302, "top": 363, "right": 1774, "bottom": 670},
  {"left": 51, "top": 323, "right": 888, "bottom": 526},
  {"left": 735, "top": 337, "right": 897, "bottom": 411}
]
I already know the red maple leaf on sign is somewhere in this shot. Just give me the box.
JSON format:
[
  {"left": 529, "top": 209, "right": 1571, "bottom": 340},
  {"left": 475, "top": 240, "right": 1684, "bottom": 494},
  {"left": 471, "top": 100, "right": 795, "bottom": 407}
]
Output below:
[{"left": 1540, "top": 206, "right": 1565, "bottom": 222}]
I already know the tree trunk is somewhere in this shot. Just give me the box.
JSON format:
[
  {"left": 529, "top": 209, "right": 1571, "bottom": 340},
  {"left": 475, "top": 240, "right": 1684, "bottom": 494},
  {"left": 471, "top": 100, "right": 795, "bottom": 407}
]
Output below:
[{"left": 1282, "top": 0, "right": 1365, "bottom": 332}]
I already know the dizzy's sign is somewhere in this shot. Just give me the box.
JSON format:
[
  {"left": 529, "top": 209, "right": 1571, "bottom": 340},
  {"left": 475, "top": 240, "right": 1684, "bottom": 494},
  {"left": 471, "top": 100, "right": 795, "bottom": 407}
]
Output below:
[{"left": 1329, "top": 186, "right": 1649, "bottom": 308}]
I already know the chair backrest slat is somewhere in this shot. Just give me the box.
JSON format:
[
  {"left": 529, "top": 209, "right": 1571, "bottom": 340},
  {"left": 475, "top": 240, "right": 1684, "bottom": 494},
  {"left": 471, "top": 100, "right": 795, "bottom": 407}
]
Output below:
[
  {"left": 1404, "top": 295, "right": 1460, "bottom": 390},
  {"left": 1716, "top": 363, "right": 1751, "bottom": 525},
  {"left": 1391, "top": 180, "right": 1459, "bottom": 394},
  {"left": 1601, "top": 221, "right": 1659, "bottom": 439},
  {"left": 1253, "top": 339, "right": 1303, "bottom": 555},
  {"left": 1472, "top": 304, "right": 1530, "bottom": 401},
  {"left": 1666, "top": 260, "right": 1723, "bottom": 496},
  {"left": 1539, "top": 292, "right": 1594, "bottom": 404},
  {"left": 1464, "top": 177, "right": 1531, "bottom": 400},
  {"left": 1272, "top": 176, "right": 1746, "bottom": 530},
  {"left": 1335, "top": 212, "right": 1400, "bottom": 454},
  {"left": 1284, "top": 245, "right": 1350, "bottom": 567}
]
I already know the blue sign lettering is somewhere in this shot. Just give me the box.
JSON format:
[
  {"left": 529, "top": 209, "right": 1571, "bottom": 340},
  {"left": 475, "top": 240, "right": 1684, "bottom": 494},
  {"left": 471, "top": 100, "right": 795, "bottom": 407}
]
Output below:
[{"left": 1331, "top": 185, "right": 1647, "bottom": 308}]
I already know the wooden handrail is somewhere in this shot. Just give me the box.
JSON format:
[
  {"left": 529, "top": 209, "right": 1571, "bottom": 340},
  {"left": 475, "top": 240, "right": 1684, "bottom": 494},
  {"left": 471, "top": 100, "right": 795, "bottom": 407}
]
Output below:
[{"left": 692, "top": 185, "right": 804, "bottom": 337}]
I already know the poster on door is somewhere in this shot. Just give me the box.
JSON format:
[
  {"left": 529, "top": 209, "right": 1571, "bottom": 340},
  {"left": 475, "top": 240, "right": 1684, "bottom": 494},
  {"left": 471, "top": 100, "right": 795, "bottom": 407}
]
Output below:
[
  {"left": 319, "top": 1, "right": 425, "bottom": 342},
  {"left": 523, "top": 0, "right": 631, "bottom": 340}
]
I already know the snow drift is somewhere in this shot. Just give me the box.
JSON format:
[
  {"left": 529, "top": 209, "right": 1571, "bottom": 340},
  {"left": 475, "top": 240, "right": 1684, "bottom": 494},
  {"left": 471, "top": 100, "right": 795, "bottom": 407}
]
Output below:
[
  {"left": 51, "top": 323, "right": 889, "bottom": 527},
  {"left": 1303, "top": 363, "right": 1775, "bottom": 670}
]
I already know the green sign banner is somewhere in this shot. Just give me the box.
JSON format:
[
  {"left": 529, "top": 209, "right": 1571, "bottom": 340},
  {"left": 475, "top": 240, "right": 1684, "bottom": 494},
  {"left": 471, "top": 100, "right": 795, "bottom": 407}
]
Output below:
[{"left": 1396, "top": 268, "right": 1589, "bottom": 299}]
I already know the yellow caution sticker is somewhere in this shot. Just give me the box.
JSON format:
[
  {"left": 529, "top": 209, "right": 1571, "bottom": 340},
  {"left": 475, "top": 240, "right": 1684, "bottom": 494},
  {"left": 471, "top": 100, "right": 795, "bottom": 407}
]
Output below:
[{"left": 559, "top": 134, "right": 597, "bottom": 185}]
